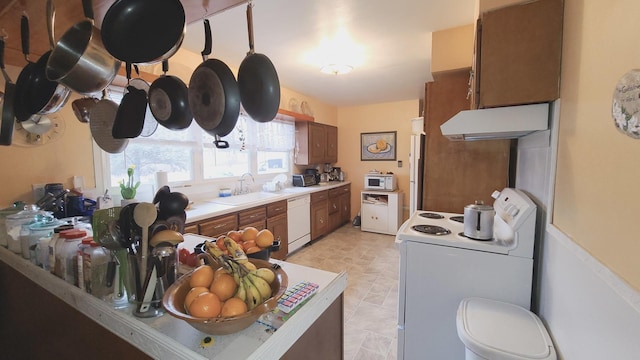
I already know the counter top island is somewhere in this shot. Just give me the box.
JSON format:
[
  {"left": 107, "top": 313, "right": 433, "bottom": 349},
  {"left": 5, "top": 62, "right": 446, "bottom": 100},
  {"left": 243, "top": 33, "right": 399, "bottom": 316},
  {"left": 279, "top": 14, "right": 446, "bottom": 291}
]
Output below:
[{"left": 0, "top": 235, "right": 347, "bottom": 359}]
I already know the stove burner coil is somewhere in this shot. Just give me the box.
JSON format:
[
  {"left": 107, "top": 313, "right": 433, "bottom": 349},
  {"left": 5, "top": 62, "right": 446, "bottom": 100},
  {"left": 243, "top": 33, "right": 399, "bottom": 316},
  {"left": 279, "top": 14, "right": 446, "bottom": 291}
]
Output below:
[
  {"left": 449, "top": 216, "right": 464, "bottom": 223},
  {"left": 419, "top": 212, "right": 444, "bottom": 219},
  {"left": 411, "top": 225, "right": 451, "bottom": 235}
]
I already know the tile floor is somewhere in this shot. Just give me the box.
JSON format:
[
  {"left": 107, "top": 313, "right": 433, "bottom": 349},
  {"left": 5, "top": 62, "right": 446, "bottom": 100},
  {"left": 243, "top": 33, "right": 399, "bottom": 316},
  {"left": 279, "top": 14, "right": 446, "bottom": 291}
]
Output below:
[{"left": 285, "top": 224, "right": 399, "bottom": 360}]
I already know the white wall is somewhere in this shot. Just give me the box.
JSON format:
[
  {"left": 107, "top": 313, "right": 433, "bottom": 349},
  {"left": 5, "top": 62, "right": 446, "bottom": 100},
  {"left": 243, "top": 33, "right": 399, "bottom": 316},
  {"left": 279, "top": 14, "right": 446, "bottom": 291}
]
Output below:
[{"left": 517, "top": 102, "right": 640, "bottom": 359}]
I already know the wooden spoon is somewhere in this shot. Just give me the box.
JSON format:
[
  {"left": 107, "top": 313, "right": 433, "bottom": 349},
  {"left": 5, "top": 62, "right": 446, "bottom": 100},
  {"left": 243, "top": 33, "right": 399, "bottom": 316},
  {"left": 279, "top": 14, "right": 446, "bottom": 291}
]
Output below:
[{"left": 133, "top": 202, "right": 158, "bottom": 284}]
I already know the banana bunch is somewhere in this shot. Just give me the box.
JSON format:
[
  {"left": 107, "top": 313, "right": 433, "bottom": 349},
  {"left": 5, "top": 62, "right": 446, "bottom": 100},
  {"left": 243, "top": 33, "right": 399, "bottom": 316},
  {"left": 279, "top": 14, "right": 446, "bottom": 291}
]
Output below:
[{"left": 204, "top": 239, "right": 277, "bottom": 310}]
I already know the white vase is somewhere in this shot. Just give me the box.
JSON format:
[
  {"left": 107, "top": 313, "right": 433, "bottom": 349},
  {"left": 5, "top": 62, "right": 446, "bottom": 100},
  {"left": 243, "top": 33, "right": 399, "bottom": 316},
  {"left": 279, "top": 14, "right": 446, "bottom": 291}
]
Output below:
[{"left": 121, "top": 198, "right": 138, "bottom": 207}]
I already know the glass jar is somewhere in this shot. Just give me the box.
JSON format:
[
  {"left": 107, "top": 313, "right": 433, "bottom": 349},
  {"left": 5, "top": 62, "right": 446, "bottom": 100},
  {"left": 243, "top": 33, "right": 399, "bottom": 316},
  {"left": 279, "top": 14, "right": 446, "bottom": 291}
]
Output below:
[
  {"left": 49, "top": 224, "right": 74, "bottom": 274},
  {"left": 54, "top": 229, "right": 87, "bottom": 285},
  {"left": 22, "top": 216, "right": 64, "bottom": 260},
  {"left": 82, "top": 240, "right": 110, "bottom": 299},
  {"left": 0, "top": 202, "right": 25, "bottom": 247},
  {"left": 77, "top": 238, "right": 93, "bottom": 291},
  {"left": 5, "top": 205, "right": 44, "bottom": 254}
]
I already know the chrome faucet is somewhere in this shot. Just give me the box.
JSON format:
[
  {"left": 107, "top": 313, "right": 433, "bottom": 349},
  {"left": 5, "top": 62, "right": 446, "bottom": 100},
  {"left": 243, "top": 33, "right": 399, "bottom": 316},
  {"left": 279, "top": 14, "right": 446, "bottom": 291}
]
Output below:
[{"left": 237, "top": 172, "right": 255, "bottom": 194}]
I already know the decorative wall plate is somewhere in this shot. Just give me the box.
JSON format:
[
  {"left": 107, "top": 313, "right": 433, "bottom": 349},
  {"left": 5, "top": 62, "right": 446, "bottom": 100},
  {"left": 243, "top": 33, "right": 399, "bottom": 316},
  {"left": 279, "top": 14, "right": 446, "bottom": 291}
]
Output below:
[{"left": 612, "top": 69, "right": 640, "bottom": 139}]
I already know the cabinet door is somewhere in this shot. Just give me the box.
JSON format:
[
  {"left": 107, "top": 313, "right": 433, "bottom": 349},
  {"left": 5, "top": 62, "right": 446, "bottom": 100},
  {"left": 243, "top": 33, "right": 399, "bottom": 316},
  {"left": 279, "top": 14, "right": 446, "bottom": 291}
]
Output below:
[
  {"left": 308, "top": 123, "right": 326, "bottom": 165},
  {"left": 361, "top": 204, "right": 389, "bottom": 233},
  {"left": 267, "top": 213, "right": 288, "bottom": 260},
  {"left": 477, "top": 0, "right": 563, "bottom": 108},
  {"left": 311, "top": 199, "right": 328, "bottom": 240},
  {"left": 199, "top": 214, "right": 238, "bottom": 238},
  {"left": 325, "top": 125, "right": 338, "bottom": 163},
  {"left": 339, "top": 192, "right": 351, "bottom": 225}
]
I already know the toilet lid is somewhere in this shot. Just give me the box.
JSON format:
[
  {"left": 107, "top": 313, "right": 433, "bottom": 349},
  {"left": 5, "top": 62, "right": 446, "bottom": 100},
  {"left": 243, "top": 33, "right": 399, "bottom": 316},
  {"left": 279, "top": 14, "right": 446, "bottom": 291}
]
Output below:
[{"left": 456, "top": 297, "right": 556, "bottom": 360}]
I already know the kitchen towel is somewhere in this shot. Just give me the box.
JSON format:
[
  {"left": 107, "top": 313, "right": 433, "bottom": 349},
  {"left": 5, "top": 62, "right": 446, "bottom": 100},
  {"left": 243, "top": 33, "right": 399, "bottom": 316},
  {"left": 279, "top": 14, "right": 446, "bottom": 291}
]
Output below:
[{"left": 155, "top": 171, "right": 169, "bottom": 190}]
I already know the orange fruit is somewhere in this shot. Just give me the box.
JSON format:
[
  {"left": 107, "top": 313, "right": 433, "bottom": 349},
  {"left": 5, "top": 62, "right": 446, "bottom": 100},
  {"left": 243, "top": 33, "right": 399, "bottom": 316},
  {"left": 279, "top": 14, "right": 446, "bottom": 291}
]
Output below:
[
  {"left": 209, "top": 273, "right": 237, "bottom": 301},
  {"left": 227, "top": 230, "right": 243, "bottom": 243},
  {"left": 241, "top": 227, "right": 259, "bottom": 241},
  {"left": 216, "top": 235, "right": 227, "bottom": 251},
  {"left": 255, "top": 229, "right": 274, "bottom": 248},
  {"left": 214, "top": 267, "right": 229, "bottom": 280},
  {"left": 188, "top": 292, "right": 222, "bottom": 318},
  {"left": 245, "top": 246, "right": 262, "bottom": 254},
  {"left": 189, "top": 265, "right": 215, "bottom": 288},
  {"left": 221, "top": 297, "right": 248, "bottom": 317},
  {"left": 184, "top": 286, "right": 209, "bottom": 312},
  {"left": 242, "top": 240, "right": 256, "bottom": 251}
]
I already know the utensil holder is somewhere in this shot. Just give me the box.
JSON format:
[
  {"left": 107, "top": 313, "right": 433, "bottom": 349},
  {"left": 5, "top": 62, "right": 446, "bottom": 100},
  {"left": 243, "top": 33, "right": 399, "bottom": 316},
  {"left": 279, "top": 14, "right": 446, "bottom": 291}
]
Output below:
[{"left": 126, "top": 252, "right": 164, "bottom": 318}]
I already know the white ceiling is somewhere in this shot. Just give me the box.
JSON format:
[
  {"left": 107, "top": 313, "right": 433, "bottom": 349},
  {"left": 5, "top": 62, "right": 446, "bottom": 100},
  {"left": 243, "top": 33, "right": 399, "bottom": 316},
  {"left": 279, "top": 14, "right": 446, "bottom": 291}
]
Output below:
[{"left": 180, "top": 0, "right": 477, "bottom": 107}]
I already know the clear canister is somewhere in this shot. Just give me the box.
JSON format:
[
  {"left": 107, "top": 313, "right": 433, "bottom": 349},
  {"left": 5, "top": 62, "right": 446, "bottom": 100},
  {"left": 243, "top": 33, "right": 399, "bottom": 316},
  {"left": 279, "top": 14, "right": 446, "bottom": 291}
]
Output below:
[
  {"left": 82, "top": 239, "right": 110, "bottom": 299},
  {"left": 54, "top": 229, "right": 87, "bottom": 285},
  {"left": 49, "top": 224, "right": 75, "bottom": 274}
]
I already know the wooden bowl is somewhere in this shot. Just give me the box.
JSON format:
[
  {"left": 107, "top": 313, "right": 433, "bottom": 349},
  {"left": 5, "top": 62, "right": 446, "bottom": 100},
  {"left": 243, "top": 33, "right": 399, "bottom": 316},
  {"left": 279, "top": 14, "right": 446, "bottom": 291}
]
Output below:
[{"left": 162, "top": 257, "right": 288, "bottom": 335}]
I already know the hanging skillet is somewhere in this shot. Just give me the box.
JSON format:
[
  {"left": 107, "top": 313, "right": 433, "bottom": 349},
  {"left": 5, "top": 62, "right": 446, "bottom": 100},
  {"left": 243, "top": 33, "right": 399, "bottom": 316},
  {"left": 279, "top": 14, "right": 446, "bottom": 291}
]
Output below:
[
  {"left": 0, "top": 37, "right": 16, "bottom": 146},
  {"left": 189, "top": 19, "right": 240, "bottom": 149},
  {"left": 13, "top": 14, "right": 39, "bottom": 122},
  {"left": 149, "top": 59, "right": 192, "bottom": 130},
  {"left": 129, "top": 65, "right": 157, "bottom": 137},
  {"left": 27, "top": 0, "right": 71, "bottom": 116},
  {"left": 237, "top": 1, "right": 280, "bottom": 123},
  {"left": 101, "top": 0, "right": 185, "bottom": 65},
  {"left": 112, "top": 63, "right": 147, "bottom": 139}
]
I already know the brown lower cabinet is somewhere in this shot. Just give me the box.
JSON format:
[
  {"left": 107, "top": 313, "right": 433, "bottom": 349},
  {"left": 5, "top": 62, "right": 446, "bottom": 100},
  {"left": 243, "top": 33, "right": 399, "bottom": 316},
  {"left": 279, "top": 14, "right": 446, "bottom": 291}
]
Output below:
[
  {"left": 310, "top": 191, "right": 329, "bottom": 240},
  {"left": 0, "top": 260, "right": 344, "bottom": 359},
  {"left": 186, "top": 201, "right": 287, "bottom": 260}
]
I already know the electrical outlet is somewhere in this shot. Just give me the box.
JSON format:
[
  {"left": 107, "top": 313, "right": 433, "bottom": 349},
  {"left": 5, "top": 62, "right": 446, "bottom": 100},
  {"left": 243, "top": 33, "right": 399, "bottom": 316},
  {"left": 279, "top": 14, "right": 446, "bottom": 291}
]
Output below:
[{"left": 398, "top": 160, "right": 403, "bottom": 168}]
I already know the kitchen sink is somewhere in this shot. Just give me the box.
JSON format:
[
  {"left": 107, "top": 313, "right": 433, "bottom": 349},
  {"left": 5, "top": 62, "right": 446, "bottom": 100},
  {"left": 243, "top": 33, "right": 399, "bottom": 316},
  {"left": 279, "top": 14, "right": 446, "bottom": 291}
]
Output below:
[{"left": 208, "top": 192, "right": 281, "bottom": 206}]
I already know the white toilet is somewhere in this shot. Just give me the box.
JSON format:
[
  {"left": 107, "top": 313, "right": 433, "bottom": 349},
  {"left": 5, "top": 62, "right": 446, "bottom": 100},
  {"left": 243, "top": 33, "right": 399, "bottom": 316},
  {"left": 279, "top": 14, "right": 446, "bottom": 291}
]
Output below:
[{"left": 456, "top": 297, "right": 557, "bottom": 360}]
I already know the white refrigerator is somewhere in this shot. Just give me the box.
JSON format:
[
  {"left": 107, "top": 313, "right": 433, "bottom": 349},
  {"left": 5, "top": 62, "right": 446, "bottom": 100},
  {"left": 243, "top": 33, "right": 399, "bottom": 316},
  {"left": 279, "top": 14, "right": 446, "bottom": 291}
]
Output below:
[{"left": 409, "top": 118, "right": 425, "bottom": 215}]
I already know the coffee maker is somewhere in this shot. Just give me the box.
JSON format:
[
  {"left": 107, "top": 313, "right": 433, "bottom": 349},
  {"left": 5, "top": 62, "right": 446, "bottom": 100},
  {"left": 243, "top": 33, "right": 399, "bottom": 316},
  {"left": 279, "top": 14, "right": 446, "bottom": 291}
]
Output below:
[{"left": 330, "top": 167, "right": 342, "bottom": 181}]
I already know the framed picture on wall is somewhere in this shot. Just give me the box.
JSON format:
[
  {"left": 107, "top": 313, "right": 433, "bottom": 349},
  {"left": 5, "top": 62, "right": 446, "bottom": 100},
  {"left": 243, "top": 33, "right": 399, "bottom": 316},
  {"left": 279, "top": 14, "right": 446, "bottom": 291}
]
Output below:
[{"left": 361, "top": 131, "right": 397, "bottom": 161}]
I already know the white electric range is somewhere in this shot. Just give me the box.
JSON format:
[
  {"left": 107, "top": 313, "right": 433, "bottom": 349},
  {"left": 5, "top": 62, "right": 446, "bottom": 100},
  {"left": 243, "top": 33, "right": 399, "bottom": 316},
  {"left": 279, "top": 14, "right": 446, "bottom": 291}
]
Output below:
[{"left": 395, "top": 188, "right": 537, "bottom": 360}]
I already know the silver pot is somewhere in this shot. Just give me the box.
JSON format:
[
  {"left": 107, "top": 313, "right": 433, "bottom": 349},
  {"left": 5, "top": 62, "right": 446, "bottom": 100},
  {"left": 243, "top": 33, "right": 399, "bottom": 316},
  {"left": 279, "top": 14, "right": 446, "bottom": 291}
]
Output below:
[
  {"left": 463, "top": 201, "right": 495, "bottom": 240},
  {"left": 45, "top": 0, "right": 121, "bottom": 95}
]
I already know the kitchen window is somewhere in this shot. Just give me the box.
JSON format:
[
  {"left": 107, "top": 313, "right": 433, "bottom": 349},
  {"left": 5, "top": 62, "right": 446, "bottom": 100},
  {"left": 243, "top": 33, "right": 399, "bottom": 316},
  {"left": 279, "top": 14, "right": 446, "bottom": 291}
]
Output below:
[{"left": 93, "top": 87, "right": 294, "bottom": 195}]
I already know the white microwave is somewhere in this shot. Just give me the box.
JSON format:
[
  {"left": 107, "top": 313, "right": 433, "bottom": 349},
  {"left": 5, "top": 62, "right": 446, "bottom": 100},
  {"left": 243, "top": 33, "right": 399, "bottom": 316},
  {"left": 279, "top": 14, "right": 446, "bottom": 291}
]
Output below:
[{"left": 364, "top": 174, "right": 397, "bottom": 191}]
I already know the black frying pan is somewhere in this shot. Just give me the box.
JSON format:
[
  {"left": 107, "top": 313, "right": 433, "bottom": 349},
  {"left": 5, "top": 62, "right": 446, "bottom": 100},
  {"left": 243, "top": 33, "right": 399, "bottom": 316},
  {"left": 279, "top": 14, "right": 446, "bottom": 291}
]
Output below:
[
  {"left": 13, "top": 15, "right": 38, "bottom": 122},
  {"left": 101, "top": 0, "right": 185, "bottom": 65},
  {"left": 112, "top": 63, "right": 147, "bottom": 138},
  {"left": 189, "top": 19, "right": 240, "bottom": 148},
  {"left": 0, "top": 38, "right": 16, "bottom": 146},
  {"left": 149, "top": 60, "right": 192, "bottom": 130},
  {"left": 237, "top": 2, "right": 280, "bottom": 123},
  {"left": 27, "top": 0, "right": 71, "bottom": 116}
]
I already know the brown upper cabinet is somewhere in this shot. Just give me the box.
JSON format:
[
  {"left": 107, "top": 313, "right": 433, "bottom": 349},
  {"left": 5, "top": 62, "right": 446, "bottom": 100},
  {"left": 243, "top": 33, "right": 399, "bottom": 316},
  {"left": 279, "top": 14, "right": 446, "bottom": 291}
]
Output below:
[
  {"left": 295, "top": 122, "right": 338, "bottom": 165},
  {"left": 471, "top": 0, "right": 564, "bottom": 109}
]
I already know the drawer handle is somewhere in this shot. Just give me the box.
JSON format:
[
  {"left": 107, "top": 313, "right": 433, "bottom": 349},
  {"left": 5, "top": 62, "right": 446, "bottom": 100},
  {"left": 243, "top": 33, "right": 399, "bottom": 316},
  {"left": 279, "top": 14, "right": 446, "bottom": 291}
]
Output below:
[{"left": 214, "top": 223, "right": 228, "bottom": 229}]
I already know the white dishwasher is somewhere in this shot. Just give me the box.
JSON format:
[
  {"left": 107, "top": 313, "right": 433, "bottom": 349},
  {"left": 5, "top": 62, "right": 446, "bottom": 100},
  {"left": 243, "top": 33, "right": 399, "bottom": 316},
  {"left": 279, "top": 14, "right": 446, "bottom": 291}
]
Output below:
[{"left": 287, "top": 194, "right": 311, "bottom": 253}]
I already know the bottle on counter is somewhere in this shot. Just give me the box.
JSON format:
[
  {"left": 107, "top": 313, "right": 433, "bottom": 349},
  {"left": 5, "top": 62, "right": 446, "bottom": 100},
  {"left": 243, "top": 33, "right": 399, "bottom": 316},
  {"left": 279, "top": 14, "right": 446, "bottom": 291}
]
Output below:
[
  {"left": 82, "top": 239, "right": 110, "bottom": 299},
  {"left": 49, "top": 224, "right": 75, "bottom": 274},
  {"left": 54, "top": 229, "right": 87, "bottom": 285},
  {"left": 76, "top": 237, "right": 93, "bottom": 291}
]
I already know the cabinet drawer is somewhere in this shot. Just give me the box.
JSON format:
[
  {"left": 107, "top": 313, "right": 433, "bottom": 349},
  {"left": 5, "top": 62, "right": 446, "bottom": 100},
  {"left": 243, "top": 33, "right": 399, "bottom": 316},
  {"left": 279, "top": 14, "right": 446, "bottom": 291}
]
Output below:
[
  {"left": 266, "top": 200, "right": 287, "bottom": 217},
  {"left": 329, "top": 185, "right": 350, "bottom": 198},
  {"left": 238, "top": 206, "right": 267, "bottom": 227},
  {"left": 311, "top": 190, "right": 328, "bottom": 203},
  {"left": 184, "top": 224, "right": 199, "bottom": 234},
  {"left": 199, "top": 214, "right": 238, "bottom": 238}
]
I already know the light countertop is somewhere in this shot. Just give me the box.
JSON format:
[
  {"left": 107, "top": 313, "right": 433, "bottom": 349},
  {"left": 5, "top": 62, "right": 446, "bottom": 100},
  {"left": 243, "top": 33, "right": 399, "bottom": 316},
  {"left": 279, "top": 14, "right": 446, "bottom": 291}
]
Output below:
[
  {"left": 0, "top": 236, "right": 348, "bottom": 359},
  {"left": 186, "top": 181, "right": 351, "bottom": 223}
]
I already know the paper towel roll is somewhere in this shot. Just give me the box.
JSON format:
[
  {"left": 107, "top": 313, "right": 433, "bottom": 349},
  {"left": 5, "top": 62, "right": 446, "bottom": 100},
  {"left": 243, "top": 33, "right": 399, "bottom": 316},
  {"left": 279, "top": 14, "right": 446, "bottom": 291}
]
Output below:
[{"left": 155, "top": 171, "right": 169, "bottom": 190}]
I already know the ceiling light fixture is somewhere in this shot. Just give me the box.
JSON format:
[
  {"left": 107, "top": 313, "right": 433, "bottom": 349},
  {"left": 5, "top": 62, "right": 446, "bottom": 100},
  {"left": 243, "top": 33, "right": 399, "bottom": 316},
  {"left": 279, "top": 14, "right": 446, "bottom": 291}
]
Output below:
[{"left": 320, "top": 64, "right": 354, "bottom": 75}]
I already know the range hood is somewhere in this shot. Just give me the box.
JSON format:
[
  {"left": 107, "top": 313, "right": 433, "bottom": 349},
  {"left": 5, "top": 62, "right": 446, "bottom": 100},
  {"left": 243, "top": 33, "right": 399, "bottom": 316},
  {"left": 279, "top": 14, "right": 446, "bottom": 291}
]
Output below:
[{"left": 440, "top": 103, "right": 549, "bottom": 141}]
